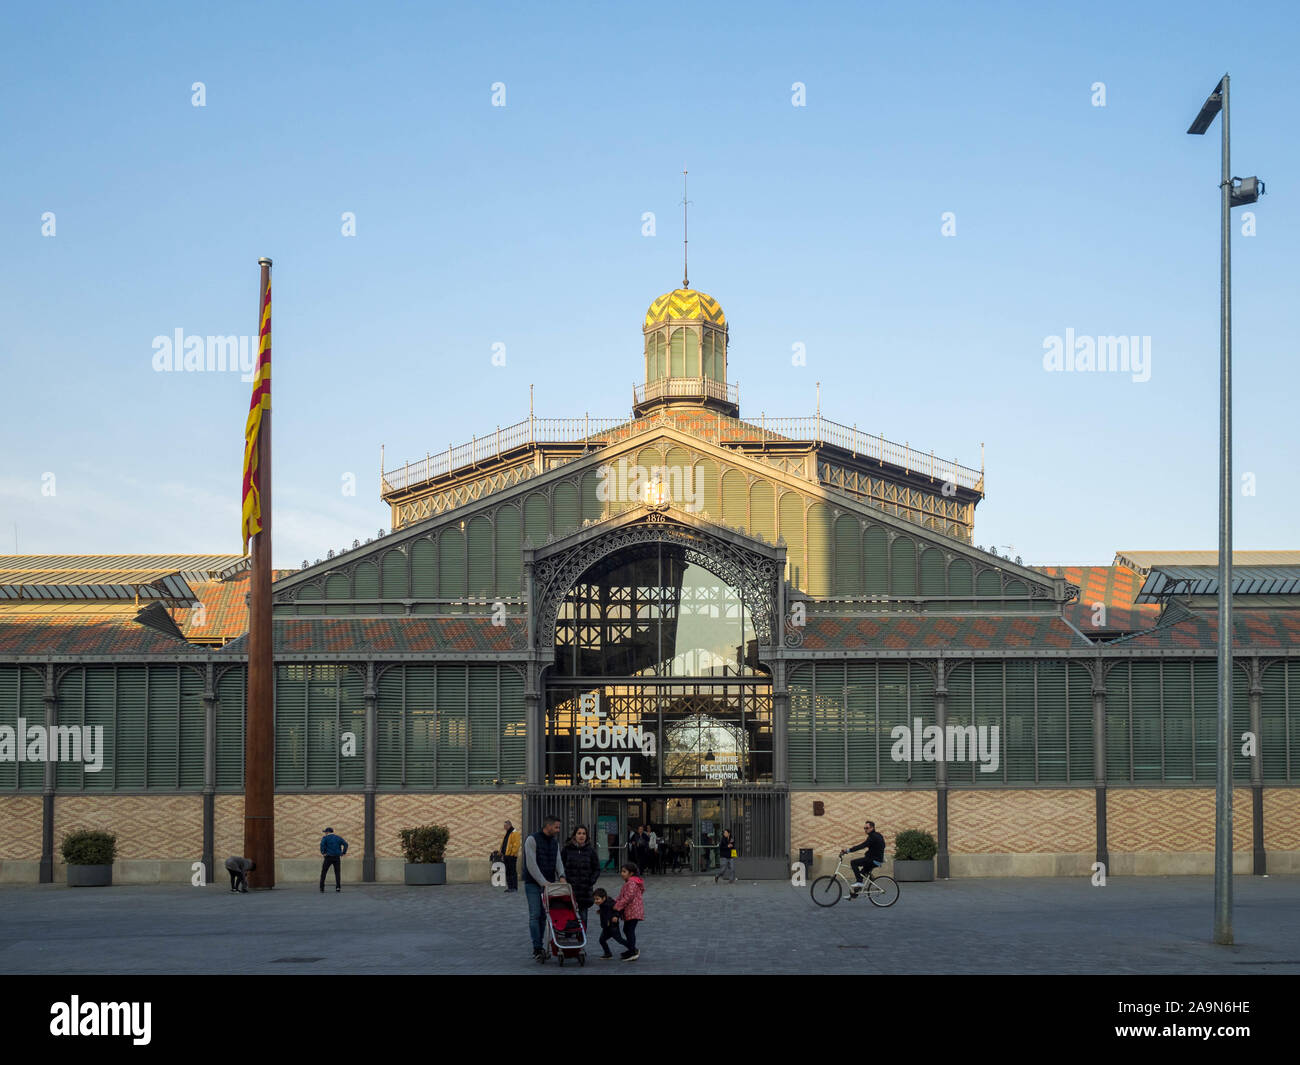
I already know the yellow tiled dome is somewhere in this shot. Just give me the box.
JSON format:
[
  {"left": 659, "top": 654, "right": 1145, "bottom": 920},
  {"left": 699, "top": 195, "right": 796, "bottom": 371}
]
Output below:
[{"left": 644, "top": 288, "right": 725, "bottom": 328}]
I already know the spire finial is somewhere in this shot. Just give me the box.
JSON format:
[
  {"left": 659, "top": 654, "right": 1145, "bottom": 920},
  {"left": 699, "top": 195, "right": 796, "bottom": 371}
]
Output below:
[{"left": 680, "top": 168, "right": 690, "bottom": 289}]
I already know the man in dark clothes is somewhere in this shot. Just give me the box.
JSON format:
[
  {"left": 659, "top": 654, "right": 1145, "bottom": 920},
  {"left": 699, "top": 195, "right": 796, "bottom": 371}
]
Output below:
[
  {"left": 225, "top": 856, "right": 254, "bottom": 893},
  {"left": 320, "top": 827, "right": 348, "bottom": 892},
  {"left": 523, "top": 814, "right": 566, "bottom": 962},
  {"left": 842, "top": 820, "right": 886, "bottom": 892}
]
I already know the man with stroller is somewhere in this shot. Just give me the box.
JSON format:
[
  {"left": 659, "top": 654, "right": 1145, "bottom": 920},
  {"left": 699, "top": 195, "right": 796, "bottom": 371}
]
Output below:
[
  {"left": 842, "top": 820, "right": 886, "bottom": 895},
  {"left": 523, "top": 814, "right": 567, "bottom": 962}
]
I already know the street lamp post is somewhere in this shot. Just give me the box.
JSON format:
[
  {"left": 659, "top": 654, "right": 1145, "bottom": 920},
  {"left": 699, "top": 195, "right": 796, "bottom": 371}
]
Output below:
[{"left": 1186, "top": 74, "right": 1263, "bottom": 946}]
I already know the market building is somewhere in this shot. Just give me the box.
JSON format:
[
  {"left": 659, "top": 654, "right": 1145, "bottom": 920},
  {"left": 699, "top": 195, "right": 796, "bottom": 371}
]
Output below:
[{"left": 2, "top": 282, "right": 1299, "bottom": 884}]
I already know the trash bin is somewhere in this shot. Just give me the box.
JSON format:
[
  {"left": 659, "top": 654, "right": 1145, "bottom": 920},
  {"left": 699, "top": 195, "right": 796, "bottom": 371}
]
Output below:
[{"left": 798, "top": 847, "right": 814, "bottom": 873}]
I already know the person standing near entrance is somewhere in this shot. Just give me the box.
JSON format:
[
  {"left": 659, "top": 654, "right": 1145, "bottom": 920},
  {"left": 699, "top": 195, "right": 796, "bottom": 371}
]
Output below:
[
  {"left": 561, "top": 824, "right": 600, "bottom": 927},
  {"left": 645, "top": 824, "right": 659, "bottom": 874},
  {"left": 320, "top": 827, "right": 348, "bottom": 892},
  {"left": 501, "top": 820, "right": 521, "bottom": 892},
  {"left": 523, "top": 815, "right": 566, "bottom": 962},
  {"left": 714, "top": 828, "right": 737, "bottom": 883}
]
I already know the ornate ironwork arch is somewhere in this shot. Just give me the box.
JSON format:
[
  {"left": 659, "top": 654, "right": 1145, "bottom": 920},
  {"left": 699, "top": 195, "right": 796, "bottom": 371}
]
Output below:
[{"left": 532, "top": 516, "right": 780, "bottom": 653}]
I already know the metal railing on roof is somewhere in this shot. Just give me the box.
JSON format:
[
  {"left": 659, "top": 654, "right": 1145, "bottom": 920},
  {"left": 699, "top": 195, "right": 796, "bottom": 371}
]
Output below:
[
  {"left": 634, "top": 377, "right": 738, "bottom": 406},
  {"left": 382, "top": 410, "right": 984, "bottom": 495}
]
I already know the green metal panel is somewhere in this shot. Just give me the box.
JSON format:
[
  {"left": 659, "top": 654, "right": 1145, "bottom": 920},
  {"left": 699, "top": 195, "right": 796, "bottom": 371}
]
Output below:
[
  {"left": 846, "top": 661, "right": 876, "bottom": 783},
  {"left": 580, "top": 469, "right": 603, "bottom": 524},
  {"left": 975, "top": 568, "right": 1001, "bottom": 598},
  {"left": 699, "top": 458, "right": 721, "bottom": 519},
  {"left": 500, "top": 667, "right": 526, "bottom": 784},
  {"left": 467, "top": 516, "right": 493, "bottom": 601},
  {"left": 306, "top": 665, "right": 342, "bottom": 787},
  {"left": 468, "top": 666, "right": 499, "bottom": 785},
  {"left": 496, "top": 505, "right": 522, "bottom": 598},
  {"left": 85, "top": 667, "right": 118, "bottom": 792},
  {"left": 778, "top": 491, "right": 805, "bottom": 588},
  {"left": 1260, "top": 662, "right": 1290, "bottom": 782},
  {"left": 524, "top": 492, "right": 550, "bottom": 547},
  {"left": 669, "top": 328, "right": 685, "bottom": 377},
  {"left": 788, "top": 664, "right": 813, "bottom": 785},
  {"left": 684, "top": 326, "right": 699, "bottom": 376},
  {"left": 354, "top": 561, "right": 379, "bottom": 605},
  {"left": 948, "top": 558, "right": 972, "bottom": 595},
  {"left": 53, "top": 669, "right": 83, "bottom": 790},
  {"left": 813, "top": 661, "right": 846, "bottom": 785},
  {"left": 438, "top": 526, "right": 467, "bottom": 610},
  {"left": 945, "top": 662, "right": 973, "bottom": 785},
  {"left": 1232, "top": 664, "right": 1251, "bottom": 782},
  {"left": 340, "top": 667, "right": 365, "bottom": 788},
  {"left": 890, "top": 537, "right": 916, "bottom": 596},
  {"left": 216, "top": 668, "right": 245, "bottom": 789},
  {"left": 295, "top": 583, "right": 320, "bottom": 616},
  {"left": 1130, "top": 661, "right": 1162, "bottom": 782},
  {"left": 1105, "top": 662, "right": 1131, "bottom": 782},
  {"left": 877, "top": 662, "right": 911, "bottom": 784},
  {"left": 721, "top": 469, "right": 747, "bottom": 531},
  {"left": 750, "top": 479, "right": 775, "bottom": 545},
  {"left": 919, "top": 548, "right": 945, "bottom": 596},
  {"left": 436, "top": 666, "right": 468, "bottom": 787},
  {"left": 864, "top": 526, "right": 887, "bottom": 596},
  {"left": 405, "top": 665, "right": 438, "bottom": 786},
  {"left": 807, "top": 503, "right": 832, "bottom": 597},
  {"left": 834, "top": 514, "right": 861, "bottom": 596},
  {"left": 381, "top": 548, "right": 408, "bottom": 613},
  {"left": 377, "top": 668, "right": 404, "bottom": 787},
  {"left": 324, "top": 572, "right": 351, "bottom": 616},
  {"left": 1004, "top": 578, "right": 1028, "bottom": 613},
  {"left": 1162, "top": 661, "right": 1193, "bottom": 781},
  {"left": 909, "top": 662, "right": 936, "bottom": 785},
  {"left": 1191, "top": 660, "right": 1217, "bottom": 781},
  {"left": 275, "top": 664, "right": 306, "bottom": 787},
  {"left": 1067, "top": 662, "right": 1094, "bottom": 782},
  {"left": 180, "top": 666, "right": 205, "bottom": 789},
  {"left": 553, "top": 482, "right": 579, "bottom": 537},
  {"left": 115, "top": 666, "right": 147, "bottom": 789},
  {"left": 971, "top": 661, "right": 1003, "bottom": 785},
  {"left": 702, "top": 331, "right": 717, "bottom": 380},
  {"left": 411, "top": 538, "right": 437, "bottom": 611},
  {"left": 1004, "top": 661, "right": 1036, "bottom": 783},
  {"left": 637, "top": 446, "right": 663, "bottom": 472}
]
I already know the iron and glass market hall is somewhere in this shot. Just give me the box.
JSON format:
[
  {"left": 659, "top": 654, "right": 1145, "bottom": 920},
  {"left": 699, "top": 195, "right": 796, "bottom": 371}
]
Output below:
[{"left": 3, "top": 282, "right": 1299, "bottom": 884}]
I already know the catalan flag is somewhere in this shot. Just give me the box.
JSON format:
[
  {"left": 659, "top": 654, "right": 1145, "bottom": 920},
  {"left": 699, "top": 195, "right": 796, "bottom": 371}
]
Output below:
[{"left": 241, "top": 276, "right": 271, "bottom": 554}]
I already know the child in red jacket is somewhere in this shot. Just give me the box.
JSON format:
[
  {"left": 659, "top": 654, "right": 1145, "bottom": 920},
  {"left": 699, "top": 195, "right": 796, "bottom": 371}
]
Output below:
[{"left": 612, "top": 863, "right": 645, "bottom": 961}]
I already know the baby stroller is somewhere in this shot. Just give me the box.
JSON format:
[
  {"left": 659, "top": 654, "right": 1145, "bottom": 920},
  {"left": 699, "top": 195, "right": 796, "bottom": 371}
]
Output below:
[{"left": 542, "top": 882, "right": 588, "bottom": 966}]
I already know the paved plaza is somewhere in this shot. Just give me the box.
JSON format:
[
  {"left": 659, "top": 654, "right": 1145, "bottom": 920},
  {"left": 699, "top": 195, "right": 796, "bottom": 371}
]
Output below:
[{"left": 2, "top": 874, "right": 1299, "bottom": 975}]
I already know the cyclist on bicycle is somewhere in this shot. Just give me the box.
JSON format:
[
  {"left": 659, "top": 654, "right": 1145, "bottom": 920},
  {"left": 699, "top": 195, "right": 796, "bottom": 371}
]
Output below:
[{"left": 840, "top": 821, "right": 886, "bottom": 894}]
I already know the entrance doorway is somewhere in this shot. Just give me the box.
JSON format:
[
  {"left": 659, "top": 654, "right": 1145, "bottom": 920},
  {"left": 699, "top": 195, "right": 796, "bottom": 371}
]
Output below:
[{"left": 587, "top": 794, "right": 730, "bottom": 875}]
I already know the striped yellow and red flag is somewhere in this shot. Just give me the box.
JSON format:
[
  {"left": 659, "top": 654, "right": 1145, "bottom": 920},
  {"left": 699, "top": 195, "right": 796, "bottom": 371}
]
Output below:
[{"left": 241, "top": 277, "right": 271, "bottom": 554}]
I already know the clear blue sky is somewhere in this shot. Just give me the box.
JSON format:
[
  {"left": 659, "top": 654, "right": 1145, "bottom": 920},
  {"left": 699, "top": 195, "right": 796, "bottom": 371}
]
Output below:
[{"left": 2, "top": 0, "right": 1296, "bottom": 568}]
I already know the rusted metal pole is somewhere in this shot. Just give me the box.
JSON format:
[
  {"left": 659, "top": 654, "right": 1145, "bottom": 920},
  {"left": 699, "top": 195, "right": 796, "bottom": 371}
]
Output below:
[{"left": 244, "top": 256, "right": 275, "bottom": 888}]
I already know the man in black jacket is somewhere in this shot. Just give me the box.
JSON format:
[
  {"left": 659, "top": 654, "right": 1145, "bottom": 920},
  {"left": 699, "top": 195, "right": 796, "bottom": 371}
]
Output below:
[
  {"left": 523, "top": 815, "right": 566, "bottom": 961},
  {"left": 842, "top": 821, "right": 886, "bottom": 892}
]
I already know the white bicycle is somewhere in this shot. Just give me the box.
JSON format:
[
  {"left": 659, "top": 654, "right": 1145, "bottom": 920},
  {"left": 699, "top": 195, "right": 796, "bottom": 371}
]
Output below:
[{"left": 810, "top": 851, "right": 899, "bottom": 908}]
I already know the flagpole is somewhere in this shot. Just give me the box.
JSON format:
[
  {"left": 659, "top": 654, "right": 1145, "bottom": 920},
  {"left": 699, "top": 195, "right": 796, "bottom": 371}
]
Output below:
[{"left": 245, "top": 256, "right": 275, "bottom": 888}]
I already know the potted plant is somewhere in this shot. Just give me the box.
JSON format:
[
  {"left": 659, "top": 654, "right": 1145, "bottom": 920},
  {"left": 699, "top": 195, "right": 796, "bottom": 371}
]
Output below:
[
  {"left": 399, "top": 824, "right": 450, "bottom": 885},
  {"left": 61, "top": 829, "right": 117, "bottom": 887},
  {"left": 891, "top": 828, "right": 937, "bottom": 882}
]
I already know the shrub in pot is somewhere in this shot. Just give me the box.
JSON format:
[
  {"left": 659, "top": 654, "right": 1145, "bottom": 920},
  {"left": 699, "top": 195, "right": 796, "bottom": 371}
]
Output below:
[
  {"left": 892, "top": 828, "right": 937, "bottom": 883},
  {"left": 400, "top": 825, "right": 450, "bottom": 885},
  {"left": 61, "top": 829, "right": 117, "bottom": 887}
]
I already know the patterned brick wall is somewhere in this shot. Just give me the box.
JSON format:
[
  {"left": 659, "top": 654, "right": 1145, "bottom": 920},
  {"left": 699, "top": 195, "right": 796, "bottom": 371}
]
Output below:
[
  {"left": 0, "top": 796, "right": 43, "bottom": 860},
  {"left": 54, "top": 795, "right": 203, "bottom": 860},
  {"left": 374, "top": 793, "right": 523, "bottom": 859},
  {"left": 949, "top": 790, "right": 1093, "bottom": 853},
  {"left": 214, "top": 795, "right": 243, "bottom": 861},
  {"left": 1263, "top": 788, "right": 1300, "bottom": 849},
  {"left": 1107, "top": 789, "right": 1252, "bottom": 851},
  {"left": 275, "top": 795, "right": 365, "bottom": 858},
  {"left": 791, "top": 791, "right": 936, "bottom": 853}
]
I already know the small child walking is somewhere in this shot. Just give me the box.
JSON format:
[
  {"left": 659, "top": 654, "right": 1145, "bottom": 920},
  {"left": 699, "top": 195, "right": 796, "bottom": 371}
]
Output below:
[
  {"left": 612, "top": 863, "right": 645, "bottom": 961},
  {"left": 592, "top": 887, "right": 626, "bottom": 959}
]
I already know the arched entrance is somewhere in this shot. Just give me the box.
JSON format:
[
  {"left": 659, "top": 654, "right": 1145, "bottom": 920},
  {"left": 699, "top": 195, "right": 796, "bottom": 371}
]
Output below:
[{"left": 524, "top": 510, "right": 790, "bottom": 873}]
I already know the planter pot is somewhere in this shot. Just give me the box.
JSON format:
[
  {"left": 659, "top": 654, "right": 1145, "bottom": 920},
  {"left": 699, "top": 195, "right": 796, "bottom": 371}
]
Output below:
[
  {"left": 404, "top": 862, "right": 447, "bottom": 885},
  {"left": 67, "top": 864, "right": 113, "bottom": 887},
  {"left": 892, "top": 859, "right": 935, "bottom": 883}
]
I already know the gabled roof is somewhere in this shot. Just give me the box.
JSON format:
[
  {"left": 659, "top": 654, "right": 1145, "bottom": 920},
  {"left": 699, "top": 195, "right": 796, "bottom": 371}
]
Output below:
[
  {"left": 1036, "top": 564, "right": 1160, "bottom": 634},
  {"left": 0, "top": 606, "right": 201, "bottom": 655},
  {"left": 1135, "top": 564, "right": 1300, "bottom": 602},
  {"left": 283, "top": 422, "right": 1061, "bottom": 603},
  {"left": 219, "top": 617, "right": 526, "bottom": 655},
  {"left": 1113, "top": 550, "right": 1300, "bottom": 576},
  {"left": 1108, "top": 608, "right": 1300, "bottom": 651},
  {"left": 799, "top": 614, "right": 1087, "bottom": 653},
  {"left": 0, "top": 553, "right": 248, "bottom": 603}
]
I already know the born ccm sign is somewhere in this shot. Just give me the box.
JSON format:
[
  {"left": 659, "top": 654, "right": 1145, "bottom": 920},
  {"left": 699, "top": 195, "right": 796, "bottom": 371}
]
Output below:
[{"left": 577, "top": 692, "right": 655, "bottom": 781}]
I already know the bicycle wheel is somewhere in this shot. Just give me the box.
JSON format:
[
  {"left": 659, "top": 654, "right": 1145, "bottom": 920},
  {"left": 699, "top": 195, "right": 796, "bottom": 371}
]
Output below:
[
  {"left": 810, "top": 875, "right": 842, "bottom": 907},
  {"left": 867, "top": 875, "right": 899, "bottom": 907}
]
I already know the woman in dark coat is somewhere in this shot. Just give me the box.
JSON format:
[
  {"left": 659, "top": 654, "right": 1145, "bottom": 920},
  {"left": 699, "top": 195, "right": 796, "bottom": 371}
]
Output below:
[{"left": 561, "top": 824, "right": 601, "bottom": 928}]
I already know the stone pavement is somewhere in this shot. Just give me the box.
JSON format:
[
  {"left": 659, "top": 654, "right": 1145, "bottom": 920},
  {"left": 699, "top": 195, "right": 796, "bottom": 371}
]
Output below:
[{"left": 1, "top": 873, "right": 1298, "bottom": 974}]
